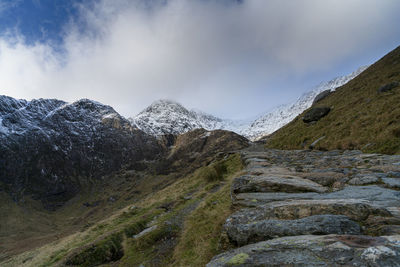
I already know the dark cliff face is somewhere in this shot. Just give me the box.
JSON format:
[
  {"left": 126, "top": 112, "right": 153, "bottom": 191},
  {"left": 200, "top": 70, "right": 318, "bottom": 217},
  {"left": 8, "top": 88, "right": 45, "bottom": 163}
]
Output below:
[{"left": 0, "top": 96, "right": 164, "bottom": 210}]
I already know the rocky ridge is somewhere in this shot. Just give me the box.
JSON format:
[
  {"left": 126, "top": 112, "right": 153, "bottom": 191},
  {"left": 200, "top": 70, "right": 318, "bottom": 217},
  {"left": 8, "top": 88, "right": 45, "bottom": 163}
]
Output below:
[{"left": 207, "top": 145, "right": 400, "bottom": 266}]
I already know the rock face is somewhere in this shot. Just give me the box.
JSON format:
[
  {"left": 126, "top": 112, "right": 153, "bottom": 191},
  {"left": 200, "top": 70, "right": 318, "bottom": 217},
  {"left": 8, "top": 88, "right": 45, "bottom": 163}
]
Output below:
[
  {"left": 0, "top": 96, "right": 163, "bottom": 209},
  {"left": 303, "top": 107, "right": 331, "bottom": 123},
  {"left": 312, "top": 89, "right": 332, "bottom": 104},
  {"left": 208, "top": 145, "right": 400, "bottom": 266}
]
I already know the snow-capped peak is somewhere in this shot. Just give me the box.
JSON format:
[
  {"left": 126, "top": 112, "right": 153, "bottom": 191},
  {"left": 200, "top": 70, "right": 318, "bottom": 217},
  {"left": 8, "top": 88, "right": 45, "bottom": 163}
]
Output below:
[
  {"left": 130, "top": 99, "right": 226, "bottom": 136},
  {"left": 130, "top": 66, "right": 368, "bottom": 140}
]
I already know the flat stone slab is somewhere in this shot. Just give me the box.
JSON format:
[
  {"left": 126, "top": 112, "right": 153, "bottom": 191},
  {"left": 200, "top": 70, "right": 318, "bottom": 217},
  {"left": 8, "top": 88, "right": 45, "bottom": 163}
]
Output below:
[
  {"left": 231, "top": 174, "right": 328, "bottom": 195},
  {"left": 382, "top": 178, "right": 400, "bottom": 189},
  {"left": 297, "top": 171, "right": 346, "bottom": 186},
  {"left": 225, "top": 214, "right": 361, "bottom": 246},
  {"left": 320, "top": 186, "right": 400, "bottom": 207},
  {"left": 233, "top": 192, "right": 320, "bottom": 207},
  {"left": 348, "top": 174, "right": 380, "bottom": 185},
  {"left": 233, "top": 185, "right": 400, "bottom": 208},
  {"left": 207, "top": 235, "right": 400, "bottom": 267},
  {"left": 227, "top": 199, "right": 391, "bottom": 226}
]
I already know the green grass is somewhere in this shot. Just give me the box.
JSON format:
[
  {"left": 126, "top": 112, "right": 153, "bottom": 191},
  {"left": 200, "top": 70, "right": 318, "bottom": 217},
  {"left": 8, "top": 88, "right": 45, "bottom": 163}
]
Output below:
[
  {"left": 172, "top": 154, "right": 243, "bottom": 267},
  {"left": 65, "top": 232, "right": 124, "bottom": 267},
  {"left": 3, "top": 154, "right": 244, "bottom": 267},
  {"left": 266, "top": 45, "right": 400, "bottom": 155}
]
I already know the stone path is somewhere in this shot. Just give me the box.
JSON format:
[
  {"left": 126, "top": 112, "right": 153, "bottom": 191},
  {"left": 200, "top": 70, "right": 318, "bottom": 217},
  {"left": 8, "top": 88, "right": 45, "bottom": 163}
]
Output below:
[{"left": 207, "top": 146, "right": 400, "bottom": 266}]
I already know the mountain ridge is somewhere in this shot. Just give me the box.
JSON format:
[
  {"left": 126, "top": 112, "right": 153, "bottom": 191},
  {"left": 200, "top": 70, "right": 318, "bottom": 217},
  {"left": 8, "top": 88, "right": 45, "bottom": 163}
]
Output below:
[
  {"left": 0, "top": 95, "right": 163, "bottom": 209},
  {"left": 129, "top": 66, "right": 368, "bottom": 140}
]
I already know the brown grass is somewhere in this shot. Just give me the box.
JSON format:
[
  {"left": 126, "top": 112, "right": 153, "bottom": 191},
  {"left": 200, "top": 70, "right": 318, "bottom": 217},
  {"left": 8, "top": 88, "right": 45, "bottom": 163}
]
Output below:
[{"left": 266, "top": 45, "right": 400, "bottom": 155}]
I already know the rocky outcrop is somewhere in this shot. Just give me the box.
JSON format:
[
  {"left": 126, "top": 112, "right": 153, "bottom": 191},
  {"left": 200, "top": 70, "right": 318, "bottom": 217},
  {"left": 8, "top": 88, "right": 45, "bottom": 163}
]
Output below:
[
  {"left": 302, "top": 106, "right": 331, "bottom": 123},
  {"left": 208, "top": 145, "right": 400, "bottom": 266},
  {"left": 0, "top": 96, "right": 163, "bottom": 209},
  {"left": 378, "top": 81, "right": 399, "bottom": 93},
  {"left": 312, "top": 89, "right": 331, "bottom": 104},
  {"left": 156, "top": 128, "right": 249, "bottom": 174}
]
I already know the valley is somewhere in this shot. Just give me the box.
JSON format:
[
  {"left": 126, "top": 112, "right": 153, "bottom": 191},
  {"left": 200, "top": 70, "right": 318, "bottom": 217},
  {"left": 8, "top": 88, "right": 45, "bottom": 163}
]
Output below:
[{"left": 0, "top": 45, "right": 399, "bottom": 267}]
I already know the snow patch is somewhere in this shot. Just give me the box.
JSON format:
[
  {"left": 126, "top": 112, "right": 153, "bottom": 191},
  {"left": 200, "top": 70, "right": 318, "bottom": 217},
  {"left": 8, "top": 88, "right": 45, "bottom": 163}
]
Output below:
[{"left": 0, "top": 117, "right": 9, "bottom": 134}]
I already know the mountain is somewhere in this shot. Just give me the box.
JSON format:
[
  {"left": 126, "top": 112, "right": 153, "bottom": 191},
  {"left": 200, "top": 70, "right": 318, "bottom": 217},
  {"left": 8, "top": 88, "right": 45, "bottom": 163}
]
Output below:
[
  {"left": 130, "top": 67, "right": 368, "bottom": 141},
  {"left": 129, "top": 100, "right": 225, "bottom": 136},
  {"left": 0, "top": 96, "right": 163, "bottom": 210},
  {"left": 266, "top": 45, "right": 400, "bottom": 154}
]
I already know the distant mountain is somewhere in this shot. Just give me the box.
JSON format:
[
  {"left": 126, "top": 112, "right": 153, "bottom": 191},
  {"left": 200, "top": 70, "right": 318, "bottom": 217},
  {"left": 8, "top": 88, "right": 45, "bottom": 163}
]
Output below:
[
  {"left": 0, "top": 96, "right": 162, "bottom": 209},
  {"left": 129, "top": 100, "right": 225, "bottom": 136},
  {"left": 130, "top": 67, "right": 368, "bottom": 140}
]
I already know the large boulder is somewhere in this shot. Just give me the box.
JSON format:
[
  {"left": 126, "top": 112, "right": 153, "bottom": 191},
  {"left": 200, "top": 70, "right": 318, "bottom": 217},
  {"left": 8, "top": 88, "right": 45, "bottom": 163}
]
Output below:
[
  {"left": 303, "top": 107, "right": 331, "bottom": 123},
  {"left": 312, "top": 90, "right": 332, "bottom": 104}
]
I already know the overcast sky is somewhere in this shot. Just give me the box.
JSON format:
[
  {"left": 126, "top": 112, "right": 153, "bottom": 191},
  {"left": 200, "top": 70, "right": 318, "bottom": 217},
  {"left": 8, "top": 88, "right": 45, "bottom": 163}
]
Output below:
[{"left": 0, "top": 0, "right": 399, "bottom": 119}]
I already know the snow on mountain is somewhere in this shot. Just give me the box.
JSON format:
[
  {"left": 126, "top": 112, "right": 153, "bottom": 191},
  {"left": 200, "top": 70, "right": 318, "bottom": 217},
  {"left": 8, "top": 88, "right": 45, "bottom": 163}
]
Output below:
[
  {"left": 129, "top": 100, "right": 225, "bottom": 135},
  {"left": 130, "top": 66, "right": 368, "bottom": 140}
]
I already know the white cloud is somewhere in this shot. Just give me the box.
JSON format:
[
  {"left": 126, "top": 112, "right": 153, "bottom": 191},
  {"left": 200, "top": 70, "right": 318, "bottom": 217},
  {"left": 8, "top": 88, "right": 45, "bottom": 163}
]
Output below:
[{"left": 0, "top": 0, "right": 399, "bottom": 118}]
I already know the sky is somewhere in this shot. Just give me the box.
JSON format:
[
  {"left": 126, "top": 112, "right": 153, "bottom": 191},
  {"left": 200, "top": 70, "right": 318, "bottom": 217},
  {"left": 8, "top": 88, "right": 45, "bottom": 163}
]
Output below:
[{"left": 0, "top": 0, "right": 399, "bottom": 119}]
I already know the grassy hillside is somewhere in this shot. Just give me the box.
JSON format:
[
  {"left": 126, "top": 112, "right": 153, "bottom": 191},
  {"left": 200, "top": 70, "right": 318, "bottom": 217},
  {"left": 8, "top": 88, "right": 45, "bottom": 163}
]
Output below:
[
  {"left": 2, "top": 154, "right": 244, "bottom": 267},
  {"left": 266, "top": 45, "right": 400, "bottom": 154}
]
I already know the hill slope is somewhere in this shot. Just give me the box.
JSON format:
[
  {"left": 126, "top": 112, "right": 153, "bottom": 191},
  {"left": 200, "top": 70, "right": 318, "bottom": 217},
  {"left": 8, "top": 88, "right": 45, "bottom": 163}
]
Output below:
[
  {"left": 266, "top": 45, "right": 400, "bottom": 154},
  {"left": 245, "top": 66, "right": 368, "bottom": 140}
]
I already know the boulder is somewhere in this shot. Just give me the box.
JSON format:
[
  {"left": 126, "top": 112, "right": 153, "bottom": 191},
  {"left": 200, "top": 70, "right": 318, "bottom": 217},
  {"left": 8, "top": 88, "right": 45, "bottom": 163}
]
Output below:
[
  {"left": 303, "top": 107, "right": 331, "bottom": 123},
  {"left": 312, "top": 90, "right": 332, "bottom": 104}
]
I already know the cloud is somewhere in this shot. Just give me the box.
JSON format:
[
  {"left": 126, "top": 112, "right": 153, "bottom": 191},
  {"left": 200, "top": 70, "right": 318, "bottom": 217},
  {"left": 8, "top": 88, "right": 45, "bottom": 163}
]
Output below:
[
  {"left": 0, "top": 0, "right": 21, "bottom": 14},
  {"left": 0, "top": 0, "right": 399, "bottom": 119}
]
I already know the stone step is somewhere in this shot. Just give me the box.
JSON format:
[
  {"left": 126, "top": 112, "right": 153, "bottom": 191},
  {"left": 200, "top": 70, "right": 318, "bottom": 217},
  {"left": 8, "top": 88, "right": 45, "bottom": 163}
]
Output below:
[
  {"left": 233, "top": 185, "right": 400, "bottom": 208},
  {"left": 225, "top": 214, "right": 361, "bottom": 246},
  {"left": 231, "top": 174, "right": 328, "bottom": 196},
  {"left": 233, "top": 192, "right": 320, "bottom": 207},
  {"left": 207, "top": 235, "right": 400, "bottom": 267},
  {"left": 227, "top": 199, "right": 391, "bottom": 226}
]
